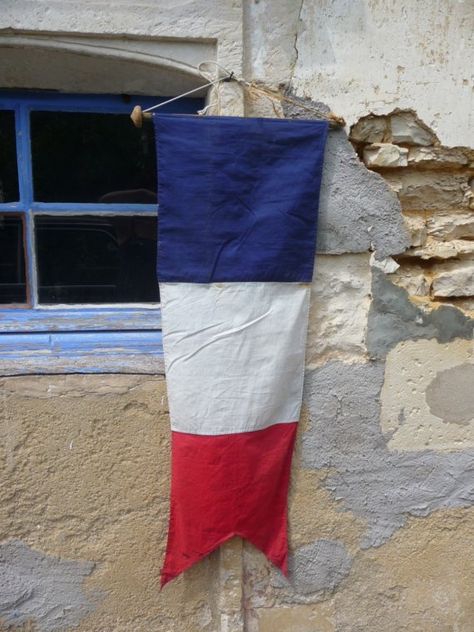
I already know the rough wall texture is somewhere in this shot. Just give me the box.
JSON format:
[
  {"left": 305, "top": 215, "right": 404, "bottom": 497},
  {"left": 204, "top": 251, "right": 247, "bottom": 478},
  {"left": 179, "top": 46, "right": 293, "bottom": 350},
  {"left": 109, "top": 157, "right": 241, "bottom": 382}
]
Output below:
[
  {"left": 0, "top": 1, "right": 473, "bottom": 631},
  {"left": 0, "top": 376, "right": 228, "bottom": 632}
]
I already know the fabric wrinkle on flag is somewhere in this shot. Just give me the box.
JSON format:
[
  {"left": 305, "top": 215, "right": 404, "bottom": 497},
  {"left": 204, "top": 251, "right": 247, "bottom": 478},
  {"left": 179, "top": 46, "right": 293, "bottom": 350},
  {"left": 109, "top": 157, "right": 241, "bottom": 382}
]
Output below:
[{"left": 153, "top": 113, "right": 328, "bottom": 587}]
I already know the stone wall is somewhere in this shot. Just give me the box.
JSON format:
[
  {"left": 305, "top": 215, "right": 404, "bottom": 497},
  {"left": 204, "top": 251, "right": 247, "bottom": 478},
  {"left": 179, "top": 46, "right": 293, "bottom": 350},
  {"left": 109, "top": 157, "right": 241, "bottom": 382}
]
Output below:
[
  {"left": 351, "top": 110, "right": 474, "bottom": 310},
  {"left": 0, "top": 1, "right": 473, "bottom": 631},
  {"left": 238, "top": 97, "right": 474, "bottom": 632}
]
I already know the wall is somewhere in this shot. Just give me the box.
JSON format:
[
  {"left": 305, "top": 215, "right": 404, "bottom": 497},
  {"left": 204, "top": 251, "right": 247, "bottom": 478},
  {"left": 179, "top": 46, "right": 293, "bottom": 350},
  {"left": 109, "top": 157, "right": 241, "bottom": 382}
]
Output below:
[
  {"left": 0, "top": 1, "right": 473, "bottom": 631},
  {"left": 246, "top": 0, "right": 474, "bottom": 147}
]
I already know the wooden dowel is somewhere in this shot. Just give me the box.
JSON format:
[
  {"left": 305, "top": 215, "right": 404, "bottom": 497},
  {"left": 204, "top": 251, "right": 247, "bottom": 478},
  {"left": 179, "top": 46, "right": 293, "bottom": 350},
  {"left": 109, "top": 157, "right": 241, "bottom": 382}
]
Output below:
[
  {"left": 130, "top": 101, "right": 344, "bottom": 129},
  {"left": 130, "top": 105, "right": 152, "bottom": 128}
]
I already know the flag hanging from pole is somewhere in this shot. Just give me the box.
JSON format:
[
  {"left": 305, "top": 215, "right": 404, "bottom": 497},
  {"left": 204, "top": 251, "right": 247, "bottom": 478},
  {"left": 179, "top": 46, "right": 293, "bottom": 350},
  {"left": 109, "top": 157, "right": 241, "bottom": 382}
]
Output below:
[{"left": 153, "top": 114, "right": 328, "bottom": 587}]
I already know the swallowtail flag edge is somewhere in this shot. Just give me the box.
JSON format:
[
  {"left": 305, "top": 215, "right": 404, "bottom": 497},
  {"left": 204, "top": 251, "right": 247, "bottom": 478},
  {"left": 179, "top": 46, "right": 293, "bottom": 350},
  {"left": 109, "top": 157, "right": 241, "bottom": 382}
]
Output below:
[{"left": 153, "top": 113, "right": 328, "bottom": 586}]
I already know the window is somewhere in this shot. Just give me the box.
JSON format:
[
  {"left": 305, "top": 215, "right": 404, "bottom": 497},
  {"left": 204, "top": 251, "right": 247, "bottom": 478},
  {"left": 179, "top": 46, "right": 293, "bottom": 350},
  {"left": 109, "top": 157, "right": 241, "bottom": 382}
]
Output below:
[
  {"left": 0, "top": 215, "right": 27, "bottom": 304},
  {"left": 0, "top": 92, "right": 202, "bottom": 373}
]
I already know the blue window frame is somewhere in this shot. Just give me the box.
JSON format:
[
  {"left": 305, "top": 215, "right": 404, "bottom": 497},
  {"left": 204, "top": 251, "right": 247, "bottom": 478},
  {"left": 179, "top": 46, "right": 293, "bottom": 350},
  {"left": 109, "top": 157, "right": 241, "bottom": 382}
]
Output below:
[{"left": 0, "top": 91, "right": 203, "bottom": 374}]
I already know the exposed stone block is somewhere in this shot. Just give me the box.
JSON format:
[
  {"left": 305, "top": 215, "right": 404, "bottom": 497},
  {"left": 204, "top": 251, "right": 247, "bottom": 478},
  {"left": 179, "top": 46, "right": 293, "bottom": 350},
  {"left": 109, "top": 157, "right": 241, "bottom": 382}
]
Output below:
[
  {"left": 363, "top": 143, "right": 408, "bottom": 168},
  {"left": 408, "top": 146, "right": 473, "bottom": 168},
  {"left": 350, "top": 116, "right": 389, "bottom": 144},
  {"left": 426, "top": 211, "right": 474, "bottom": 240},
  {"left": 432, "top": 261, "right": 474, "bottom": 297},
  {"left": 402, "top": 214, "right": 427, "bottom": 247},
  {"left": 392, "top": 271, "right": 430, "bottom": 297},
  {"left": 350, "top": 110, "right": 440, "bottom": 148},
  {"left": 467, "top": 178, "right": 474, "bottom": 209},
  {"left": 441, "top": 239, "right": 474, "bottom": 257},
  {"left": 406, "top": 238, "right": 474, "bottom": 260},
  {"left": 390, "top": 111, "right": 438, "bottom": 146},
  {"left": 382, "top": 171, "right": 470, "bottom": 211}
]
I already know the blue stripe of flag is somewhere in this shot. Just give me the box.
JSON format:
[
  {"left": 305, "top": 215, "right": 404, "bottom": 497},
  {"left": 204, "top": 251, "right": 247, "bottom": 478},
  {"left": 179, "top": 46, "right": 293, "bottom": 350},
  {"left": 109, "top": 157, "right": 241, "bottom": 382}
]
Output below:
[{"left": 154, "top": 114, "right": 328, "bottom": 283}]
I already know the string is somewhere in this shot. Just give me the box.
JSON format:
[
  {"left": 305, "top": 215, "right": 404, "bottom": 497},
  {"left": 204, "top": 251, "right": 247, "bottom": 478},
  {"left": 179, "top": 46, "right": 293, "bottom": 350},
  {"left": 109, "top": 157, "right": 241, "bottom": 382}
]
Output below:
[
  {"left": 143, "top": 62, "right": 233, "bottom": 113},
  {"left": 141, "top": 61, "right": 345, "bottom": 127}
]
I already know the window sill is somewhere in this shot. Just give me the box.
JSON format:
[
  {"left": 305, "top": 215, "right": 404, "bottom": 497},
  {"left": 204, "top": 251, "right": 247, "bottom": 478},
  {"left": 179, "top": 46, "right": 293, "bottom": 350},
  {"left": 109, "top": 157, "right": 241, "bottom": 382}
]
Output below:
[
  {"left": 0, "top": 307, "right": 162, "bottom": 332},
  {"left": 0, "top": 331, "right": 164, "bottom": 376}
]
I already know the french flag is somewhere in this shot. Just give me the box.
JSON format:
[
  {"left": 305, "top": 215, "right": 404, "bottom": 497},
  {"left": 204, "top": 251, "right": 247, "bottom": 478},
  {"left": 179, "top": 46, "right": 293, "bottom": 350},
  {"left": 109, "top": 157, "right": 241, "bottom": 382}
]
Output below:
[{"left": 153, "top": 114, "right": 328, "bottom": 586}]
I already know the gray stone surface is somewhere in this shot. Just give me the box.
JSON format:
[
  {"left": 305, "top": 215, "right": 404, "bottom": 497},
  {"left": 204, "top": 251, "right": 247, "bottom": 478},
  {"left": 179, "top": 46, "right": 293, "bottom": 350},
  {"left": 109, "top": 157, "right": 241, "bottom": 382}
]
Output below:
[
  {"left": 289, "top": 540, "right": 352, "bottom": 595},
  {"left": 302, "top": 361, "right": 474, "bottom": 547},
  {"left": 317, "top": 130, "right": 410, "bottom": 256},
  {"left": 0, "top": 540, "right": 96, "bottom": 631},
  {"left": 284, "top": 100, "right": 410, "bottom": 257},
  {"left": 367, "top": 269, "right": 474, "bottom": 358}
]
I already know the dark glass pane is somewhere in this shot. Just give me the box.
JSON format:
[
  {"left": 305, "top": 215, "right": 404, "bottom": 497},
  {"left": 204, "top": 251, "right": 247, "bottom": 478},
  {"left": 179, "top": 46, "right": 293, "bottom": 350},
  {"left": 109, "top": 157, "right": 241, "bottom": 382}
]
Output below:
[
  {"left": 31, "top": 111, "right": 157, "bottom": 203},
  {"left": 0, "top": 215, "right": 27, "bottom": 303},
  {"left": 0, "top": 110, "right": 19, "bottom": 203},
  {"left": 36, "top": 215, "right": 159, "bottom": 304}
]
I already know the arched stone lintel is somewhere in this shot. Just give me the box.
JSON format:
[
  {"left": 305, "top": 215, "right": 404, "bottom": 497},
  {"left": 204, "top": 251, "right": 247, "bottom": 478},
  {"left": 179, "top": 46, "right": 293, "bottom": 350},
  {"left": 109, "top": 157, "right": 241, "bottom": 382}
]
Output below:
[{"left": 0, "top": 32, "right": 218, "bottom": 97}]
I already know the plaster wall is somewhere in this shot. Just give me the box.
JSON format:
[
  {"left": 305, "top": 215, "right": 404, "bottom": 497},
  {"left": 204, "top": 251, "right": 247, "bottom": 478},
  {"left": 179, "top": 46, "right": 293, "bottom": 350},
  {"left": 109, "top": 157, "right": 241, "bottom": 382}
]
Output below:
[
  {"left": 0, "top": 1, "right": 473, "bottom": 631},
  {"left": 245, "top": 0, "right": 474, "bottom": 147}
]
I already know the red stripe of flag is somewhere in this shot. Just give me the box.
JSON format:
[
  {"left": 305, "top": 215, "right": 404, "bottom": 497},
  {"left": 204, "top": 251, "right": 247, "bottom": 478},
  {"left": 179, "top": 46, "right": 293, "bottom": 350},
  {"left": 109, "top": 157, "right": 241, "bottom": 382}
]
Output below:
[{"left": 161, "top": 422, "right": 298, "bottom": 587}]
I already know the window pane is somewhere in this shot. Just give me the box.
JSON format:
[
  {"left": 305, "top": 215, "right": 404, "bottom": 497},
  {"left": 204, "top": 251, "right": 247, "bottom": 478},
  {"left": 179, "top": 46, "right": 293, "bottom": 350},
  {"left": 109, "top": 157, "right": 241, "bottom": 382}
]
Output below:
[
  {"left": 31, "top": 111, "right": 157, "bottom": 203},
  {"left": 0, "top": 110, "right": 19, "bottom": 203},
  {"left": 36, "top": 215, "right": 159, "bottom": 304},
  {"left": 0, "top": 215, "right": 27, "bottom": 303}
]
